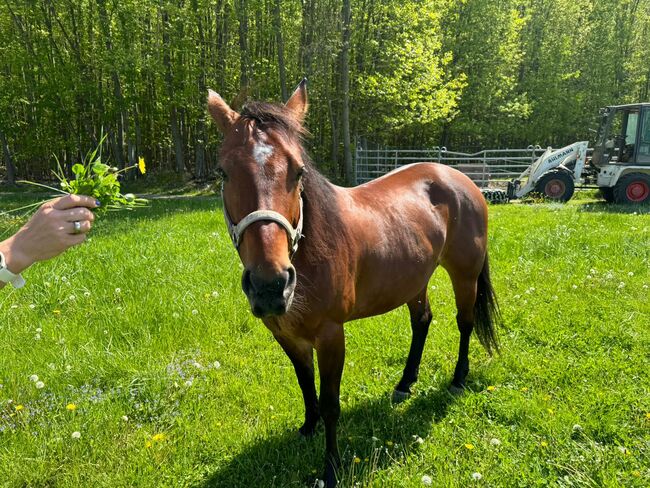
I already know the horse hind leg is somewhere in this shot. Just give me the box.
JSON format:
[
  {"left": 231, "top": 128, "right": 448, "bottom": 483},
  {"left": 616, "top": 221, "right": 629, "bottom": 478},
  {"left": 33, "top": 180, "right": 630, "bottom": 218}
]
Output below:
[
  {"left": 448, "top": 254, "right": 500, "bottom": 394},
  {"left": 448, "top": 273, "right": 477, "bottom": 394},
  {"left": 393, "top": 288, "right": 433, "bottom": 403}
]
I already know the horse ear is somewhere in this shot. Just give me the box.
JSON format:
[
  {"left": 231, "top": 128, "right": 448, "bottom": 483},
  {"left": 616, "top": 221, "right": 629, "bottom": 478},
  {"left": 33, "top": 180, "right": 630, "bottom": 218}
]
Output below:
[
  {"left": 285, "top": 78, "right": 308, "bottom": 120},
  {"left": 207, "top": 89, "right": 239, "bottom": 133}
]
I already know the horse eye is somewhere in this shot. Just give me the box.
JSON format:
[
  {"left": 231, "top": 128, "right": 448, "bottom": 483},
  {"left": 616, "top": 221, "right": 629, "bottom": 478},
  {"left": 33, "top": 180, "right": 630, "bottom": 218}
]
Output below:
[{"left": 296, "top": 167, "right": 305, "bottom": 181}]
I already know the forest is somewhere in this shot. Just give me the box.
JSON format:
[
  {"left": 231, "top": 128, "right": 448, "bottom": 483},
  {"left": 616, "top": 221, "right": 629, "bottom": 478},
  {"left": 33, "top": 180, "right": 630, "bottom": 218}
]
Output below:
[{"left": 1, "top": 0, "right": 649, "bottom": 184}]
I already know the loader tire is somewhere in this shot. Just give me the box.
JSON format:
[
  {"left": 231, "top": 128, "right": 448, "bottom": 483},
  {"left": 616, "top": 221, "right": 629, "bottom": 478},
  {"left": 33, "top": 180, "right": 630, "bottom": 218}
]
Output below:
[
  {"left": 613, "top": 173, "right": 650, "bottom": 204},
  {"left": 599, "top": 187, "right": 615, "bottom": 203},
  {"left": 534, "top": 169, "right": 575, "bottom": 202}
]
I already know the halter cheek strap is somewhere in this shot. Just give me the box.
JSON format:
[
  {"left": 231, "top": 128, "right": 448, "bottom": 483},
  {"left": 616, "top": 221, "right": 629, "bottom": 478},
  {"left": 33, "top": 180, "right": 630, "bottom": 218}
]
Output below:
[{"left": 221, "top": 183, "right": 304, "bottom": 256}]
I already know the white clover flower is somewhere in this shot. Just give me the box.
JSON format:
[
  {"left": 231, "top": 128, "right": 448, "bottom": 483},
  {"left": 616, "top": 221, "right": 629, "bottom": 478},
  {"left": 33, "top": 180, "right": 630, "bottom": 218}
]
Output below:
[
  {"left": 184, "top": 380, "right": 193, "bottom": 387},
  {"left": 572, "top": 424, "right": 582, "bottom": 432},
  {"left": 618, "top": 282, "right": 625, "bottom": 289},
  {"left": 35, "top": 381, "right": 45, "bottom": 389},
  {"left": 472, "top": 472, "right": 482, "bottom": 481},
  {"left": 84, "top": 291, "right": 91, "bottom": 297},
  {"left": 34, "top": 334, "right": 41, "bottom": 341},
  {"left": 122, "top": 415, "right": 129, "bottom": 422},
  {"left": 71, "top": 431, "right": 81, "bottom": 439},
  {"left": 211, "top": 291, "right": 219, "bottom": 298},
  {"left": 68, "top": 295, "right": 76, "bottom": 301},
  {"left": 191, "top": 309, "right": 199, "bottom": 315},
  {"left": 627, "top": 271, "right": 634, "bottom": 277},
  {"left": 371, "top": 436, "right": 379, "bottom": 442},
  {"left": 212, "top": 361, "right": 221, "bottom": 369},
  {"left": 29, "top": 304, "right": 35, "bottom": 309},
  {"left": 172, "top": 312, "right": 180, "bottom": 319},
  {"left": 115, "top": 288, "right": 121, "bottom": 294},
  {"left": 29, "top": 374, "right": 39, "bottom": 382},
  {"left": 490, "top": 438, "right": 501, "bottom": 446},
  {"left": 35, "top": 328, "right": 42, "bottom": 333},
  {"left": 421, "top": 475, "right": 433, "bottom": 485},
  {"left": 10, "top": 304, "right": 18, "bottom": 309},
  {"left": 572, "top": 284, "right": 578, "bottom": 289}
]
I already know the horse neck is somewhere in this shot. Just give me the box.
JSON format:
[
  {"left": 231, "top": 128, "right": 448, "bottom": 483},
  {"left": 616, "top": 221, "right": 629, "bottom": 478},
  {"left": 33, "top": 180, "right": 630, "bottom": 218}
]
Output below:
[{"left": 299, "top": 169, "right": 348, "bottom": 265}]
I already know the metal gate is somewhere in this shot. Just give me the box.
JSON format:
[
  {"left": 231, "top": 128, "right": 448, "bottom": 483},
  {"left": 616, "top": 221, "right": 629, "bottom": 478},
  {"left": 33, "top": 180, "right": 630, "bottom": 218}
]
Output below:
[{"left": 355, "top": 145, "right": 547, "bottom": 187}]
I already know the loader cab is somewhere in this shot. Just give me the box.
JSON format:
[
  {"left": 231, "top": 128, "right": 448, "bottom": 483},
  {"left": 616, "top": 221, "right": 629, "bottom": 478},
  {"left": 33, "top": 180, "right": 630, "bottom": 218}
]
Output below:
[{"left": 592, "top": 103, "right": 650, "bottom": 168}]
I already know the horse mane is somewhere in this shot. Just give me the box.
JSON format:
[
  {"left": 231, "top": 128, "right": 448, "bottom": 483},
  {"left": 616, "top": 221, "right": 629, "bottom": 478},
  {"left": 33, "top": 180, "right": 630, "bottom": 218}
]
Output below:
[{"left": 239, "top": 102, "right": 348, "bottom": 265}]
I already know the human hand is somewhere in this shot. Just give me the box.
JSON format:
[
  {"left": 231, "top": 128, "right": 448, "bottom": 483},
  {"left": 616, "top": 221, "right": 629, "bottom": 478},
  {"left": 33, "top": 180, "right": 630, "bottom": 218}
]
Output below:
[{"left": 1, "top": 195, "right": 99, "bottom": 274}]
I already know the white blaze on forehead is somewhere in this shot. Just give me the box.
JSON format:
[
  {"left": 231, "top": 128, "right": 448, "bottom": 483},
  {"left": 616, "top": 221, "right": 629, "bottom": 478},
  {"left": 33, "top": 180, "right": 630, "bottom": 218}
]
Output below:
[{"left": 252, "top": 141, "right": 274, "bottom": 166}]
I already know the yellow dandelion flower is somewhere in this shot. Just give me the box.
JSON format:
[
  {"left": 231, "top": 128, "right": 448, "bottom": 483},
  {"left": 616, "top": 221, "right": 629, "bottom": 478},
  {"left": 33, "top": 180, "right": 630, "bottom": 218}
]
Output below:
[
  {"left": 138, "top": 157, "right": 146, "bottom": 174},
  {"left": 386, "top": 440, "right": 394, "bottom": 446},
  {"left": 354, "top": 457, "right": 361, "bottom": 464},
  {"left": 632, "top": 470, "right": 640, "bottom": 477},
  {"left": 15, "top": 404, "right": 24, "bottom": 412},
  {"left": 145, "top": 440, "right": 152, "bottom": 448},
  {"left": 66, "top": 403, "right": 77, "bottom": 411},
  {"left": 645, "top": 412, "right": 650, "bottom": 420},
  {"left": 464, "top": 443, "right": 474, "bottom": 450},
  {"left": 53, "top": 310, "right": 61, "bottom": 315},
  {"left": 152, "top": 433, "right": 166, "bottom": 442},
  {"left": 487, "top": 385, "right": 496, "bottom": 392},
  {"left": 311, "top": 469, "right": 317, "bottom": 474},
  {"left": 540, "top": 441, "right": 548, "bottom": 448},
  {"left": 543, "top": 394, "right": 551, "bottom": 401},
  {"left": 364, "top": 458, "right": 369, "bottom": 462},
  {"left": 547, "top": 408, "right": 555, "bottom": 415},
  {"left": 521, "top": 387, "right": 529, "bottom": 392}
]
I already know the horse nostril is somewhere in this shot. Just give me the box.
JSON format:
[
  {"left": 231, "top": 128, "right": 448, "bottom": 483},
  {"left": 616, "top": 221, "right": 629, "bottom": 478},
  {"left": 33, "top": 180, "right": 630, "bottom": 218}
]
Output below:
[
  {"left": 286, "top": 266, "right": 296, "bottom": 289},
  {"left": 242, "top": 269, "right": 253, "bottom": 295}
]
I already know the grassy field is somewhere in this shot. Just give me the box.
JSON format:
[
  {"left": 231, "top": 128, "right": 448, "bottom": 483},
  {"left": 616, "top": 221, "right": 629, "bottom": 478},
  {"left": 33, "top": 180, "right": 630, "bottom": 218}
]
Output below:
[{"left": 1, "top": 192, "right": 648, "bottom": 487}]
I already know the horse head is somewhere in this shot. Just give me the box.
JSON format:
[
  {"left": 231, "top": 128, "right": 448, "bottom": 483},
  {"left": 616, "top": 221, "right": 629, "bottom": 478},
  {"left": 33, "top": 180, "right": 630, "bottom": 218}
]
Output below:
[{"left": 208, "top": 80, "right": 309, "bottom": 318}]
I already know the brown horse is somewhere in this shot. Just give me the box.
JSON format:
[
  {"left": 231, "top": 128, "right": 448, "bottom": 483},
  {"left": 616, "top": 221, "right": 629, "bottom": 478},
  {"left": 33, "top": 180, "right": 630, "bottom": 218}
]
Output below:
[{"left": 207, "top": 80, "right": 500, "bottom": 487}]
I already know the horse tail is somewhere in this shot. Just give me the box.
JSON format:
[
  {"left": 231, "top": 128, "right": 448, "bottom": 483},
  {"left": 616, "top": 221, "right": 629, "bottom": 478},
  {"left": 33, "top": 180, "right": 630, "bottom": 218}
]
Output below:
[{"left": 474, "top": 252, "right": 501, "bottom": 355}]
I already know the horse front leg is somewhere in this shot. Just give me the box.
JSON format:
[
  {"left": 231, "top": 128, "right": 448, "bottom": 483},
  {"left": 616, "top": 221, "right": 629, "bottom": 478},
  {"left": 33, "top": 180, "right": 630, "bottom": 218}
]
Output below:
[
  {"left": 275, "top": 335, "right": 320, "bottom": 436},
  {"left": 315, "top": 321, "right": 345, "bottom": 488}
]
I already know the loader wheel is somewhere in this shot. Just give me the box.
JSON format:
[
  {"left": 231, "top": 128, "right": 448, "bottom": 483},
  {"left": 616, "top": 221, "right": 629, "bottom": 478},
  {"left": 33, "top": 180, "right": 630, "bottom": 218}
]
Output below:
[
  {"left": 599, "top": 187, "right": 615, "bottom": 203},
  {"left": 535, "top": 170, "right": 575, "bottom": 202},
  {"left": 613, "top": 173, "right": 650, "bottom": 204}
]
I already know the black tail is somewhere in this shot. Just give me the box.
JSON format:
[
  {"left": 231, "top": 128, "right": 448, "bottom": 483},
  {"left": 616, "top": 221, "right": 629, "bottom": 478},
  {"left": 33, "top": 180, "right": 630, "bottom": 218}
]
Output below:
[{"left": 474, "top": 253, "right": 501, "bottom": 355}]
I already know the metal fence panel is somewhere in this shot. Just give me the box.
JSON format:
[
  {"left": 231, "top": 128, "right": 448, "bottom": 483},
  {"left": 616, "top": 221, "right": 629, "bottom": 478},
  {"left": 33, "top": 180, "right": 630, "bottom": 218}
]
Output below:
[{"left": 355, "top": 146, "right": 547, "bottom": 187}]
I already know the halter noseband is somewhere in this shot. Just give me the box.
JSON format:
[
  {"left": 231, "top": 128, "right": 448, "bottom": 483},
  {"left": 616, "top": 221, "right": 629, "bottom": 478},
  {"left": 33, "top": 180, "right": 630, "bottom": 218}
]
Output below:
[{"left": 221, "top": 183, "right": 304, "bottom": 257}]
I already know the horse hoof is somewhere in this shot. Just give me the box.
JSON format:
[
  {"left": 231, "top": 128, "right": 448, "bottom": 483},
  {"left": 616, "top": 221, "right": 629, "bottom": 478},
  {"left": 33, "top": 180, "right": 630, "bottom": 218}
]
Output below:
[
  {"left": 391, "top": 389, "right": 410, "bottom": 404},
  {"left": 299, "top": 420, "right": 319, "bottom": 438},
  {"left": 448, "top": 384, "right": 465, "bottom": 396}
]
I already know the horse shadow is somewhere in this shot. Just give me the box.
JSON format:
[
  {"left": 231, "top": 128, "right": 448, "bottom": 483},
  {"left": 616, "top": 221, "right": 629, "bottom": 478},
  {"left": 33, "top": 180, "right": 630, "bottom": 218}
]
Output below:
[{"left": 197, "top": 375, "right": 490, "bottom": 488}]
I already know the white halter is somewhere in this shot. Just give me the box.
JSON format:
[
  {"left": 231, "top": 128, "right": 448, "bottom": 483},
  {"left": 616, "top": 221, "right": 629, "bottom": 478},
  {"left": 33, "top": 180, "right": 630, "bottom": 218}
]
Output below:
[{"left": 221, "top": 183, "right": 304, "bottom": 257}]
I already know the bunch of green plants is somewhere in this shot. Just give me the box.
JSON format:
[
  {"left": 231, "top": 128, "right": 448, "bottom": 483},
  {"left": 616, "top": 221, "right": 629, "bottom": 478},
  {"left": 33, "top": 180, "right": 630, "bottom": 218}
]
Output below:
[
  {"left": 55, "top": 152, "right": 148, "bottom": 213},
  {"left": 2, "top": 141, "right": 148, "bottom": 219}
]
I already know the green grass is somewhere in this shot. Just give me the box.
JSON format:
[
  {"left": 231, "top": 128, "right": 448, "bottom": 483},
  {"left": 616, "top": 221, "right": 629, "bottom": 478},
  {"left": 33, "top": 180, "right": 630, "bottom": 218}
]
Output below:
[{"left": 1, "top": 194, "right": 649, "bottom": 487}]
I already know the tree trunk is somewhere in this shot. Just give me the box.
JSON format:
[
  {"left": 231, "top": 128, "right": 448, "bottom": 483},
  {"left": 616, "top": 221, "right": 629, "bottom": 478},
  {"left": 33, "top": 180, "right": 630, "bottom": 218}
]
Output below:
[
  {"left": 97, "top": 0, "right": 125, "bottom": 168},
  {"left": 272, "top": 0, "right": 287, "bottom": 100},
  {"left": 1, "top": 131, "right": 16, "bottom": 185},
  {"left": 341, "top": 0, "right": 353, "bottom": 185},
  {"left": 236, "top": 0, "right": 251, "bottom": 89},
  {"left": 161, "top": 5, "right": 185, "bottom": 173}
]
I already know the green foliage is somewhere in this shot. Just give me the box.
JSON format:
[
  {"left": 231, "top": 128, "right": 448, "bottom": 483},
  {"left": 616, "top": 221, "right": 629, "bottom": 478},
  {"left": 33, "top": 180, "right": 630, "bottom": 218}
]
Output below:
[
  {"left": 0, "top": 196, "right": 648, "bottom": 486},
  {"left": 53, "top": 147, "right": 147, "bottom": 213},
  {"left": 1, "top": 0, "right": 650, "bottom": 181}
]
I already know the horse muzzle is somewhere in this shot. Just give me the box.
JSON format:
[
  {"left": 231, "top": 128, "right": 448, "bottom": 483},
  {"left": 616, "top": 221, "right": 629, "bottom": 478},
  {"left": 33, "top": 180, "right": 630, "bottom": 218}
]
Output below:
[{"left": 241, "top": 266, "right": 297, "bottom": 317}]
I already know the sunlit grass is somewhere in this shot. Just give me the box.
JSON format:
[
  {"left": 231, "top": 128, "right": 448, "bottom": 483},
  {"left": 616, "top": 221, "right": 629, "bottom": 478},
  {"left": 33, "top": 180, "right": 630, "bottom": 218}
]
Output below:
[{"left": 1, "top": 195, "right": 648, "bottom": 487}]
